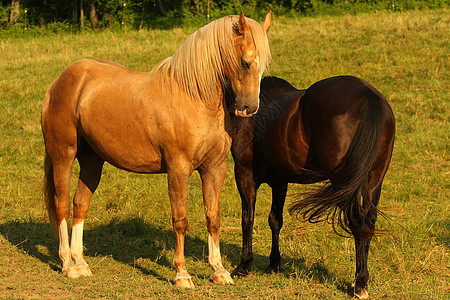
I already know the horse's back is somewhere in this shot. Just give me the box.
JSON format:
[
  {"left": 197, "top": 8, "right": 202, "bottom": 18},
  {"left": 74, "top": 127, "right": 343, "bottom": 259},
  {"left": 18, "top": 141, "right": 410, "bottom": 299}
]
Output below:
[
  {"left": 42, "top": 59, "right": 139, "bottom": 111},
  {"left": 303, "top": 76, "right": 384, "bottom": 112}
]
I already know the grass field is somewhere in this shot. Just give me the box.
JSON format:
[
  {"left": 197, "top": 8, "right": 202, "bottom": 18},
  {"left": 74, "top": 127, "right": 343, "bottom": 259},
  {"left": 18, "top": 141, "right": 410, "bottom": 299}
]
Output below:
[{"left": 0, "top": 9, "right": 449, "bottom": 299}]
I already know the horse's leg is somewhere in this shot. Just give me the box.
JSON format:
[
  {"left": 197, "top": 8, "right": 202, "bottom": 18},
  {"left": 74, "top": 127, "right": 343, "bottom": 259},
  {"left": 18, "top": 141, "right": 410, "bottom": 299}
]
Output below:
[
  {"left": 71, "top": 141, "right": 104, "bottom": 277},
  {"left": 167, "top": 162, "right": 194, "bottom": 289},
  {"left": 49, "top": 148, "right": 77, "bottom": 278},
  {"left": 199, "top": 160, "right": 234, "bottom": 285},
  {"left": 352, "top": 185, "right": 381, "bottom": 299},
  {"left": 265, "top": 183, "right": 288, "bottom": 274},
  {"left": 232, "top": 164, "right": 257, "bottom": 276}
]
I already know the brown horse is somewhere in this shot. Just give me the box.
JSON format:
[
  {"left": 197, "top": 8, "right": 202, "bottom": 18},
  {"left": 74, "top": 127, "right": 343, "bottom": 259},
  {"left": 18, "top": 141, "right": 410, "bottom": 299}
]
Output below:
[
  {"left": 227, "top": 76, "right": 395, "bottom": 299},
  {"left": 41, "top": 12, "right": 272, "bottom": 288}
]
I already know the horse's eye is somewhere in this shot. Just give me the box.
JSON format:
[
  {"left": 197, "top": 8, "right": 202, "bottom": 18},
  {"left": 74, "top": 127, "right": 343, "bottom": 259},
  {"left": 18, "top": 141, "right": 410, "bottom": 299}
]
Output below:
[{"left": 241, "top": 59, "right": 250, "bottom": 70}]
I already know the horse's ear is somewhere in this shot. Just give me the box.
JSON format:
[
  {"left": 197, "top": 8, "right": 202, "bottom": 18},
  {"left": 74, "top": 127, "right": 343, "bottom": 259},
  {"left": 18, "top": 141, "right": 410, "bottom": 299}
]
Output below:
[
  {"left": 237, "top": 12, "right": 250, "bottom": 36},
  {"left": 263, "top": 11, "right": 272, "bottom": 33}
]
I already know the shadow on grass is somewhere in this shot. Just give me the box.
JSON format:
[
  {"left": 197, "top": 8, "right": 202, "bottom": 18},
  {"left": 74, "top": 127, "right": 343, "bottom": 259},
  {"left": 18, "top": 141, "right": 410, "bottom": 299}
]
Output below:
[
  {"left": 0, "top": 218, "right": 352, "bottom": 296},
  {"left": 276, "top": 257, "right": 353, "bottom": 296},
  {"left": 429, "top": 219, "right": 450, "bottom": 248}
]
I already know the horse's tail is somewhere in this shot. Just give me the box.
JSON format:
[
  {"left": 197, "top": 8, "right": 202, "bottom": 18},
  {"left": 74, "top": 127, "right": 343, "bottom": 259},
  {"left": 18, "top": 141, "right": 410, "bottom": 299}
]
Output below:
[
  {"left": 43, "top": 152, "right": 58, "bottom": 236},
  {"left": 289, "top": 90, "right": 385, "bottom": 238}
]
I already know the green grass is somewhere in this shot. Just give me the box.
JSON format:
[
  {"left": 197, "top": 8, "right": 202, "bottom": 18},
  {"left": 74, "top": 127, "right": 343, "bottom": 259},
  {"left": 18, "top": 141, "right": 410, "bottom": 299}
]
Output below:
[{"left": 0, "top": 9, "right": 449, "bottom": 299}]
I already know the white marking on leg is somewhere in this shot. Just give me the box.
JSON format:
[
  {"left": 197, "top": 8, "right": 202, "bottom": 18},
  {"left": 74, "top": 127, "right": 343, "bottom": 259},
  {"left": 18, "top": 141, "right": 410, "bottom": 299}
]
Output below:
[
  {"left": 208, "top": 233, "right": 233, "bottom": 284},
  {"left": 71, "top": 221, "right": 85, "bottom": 265},
  {"left": 59, "top": 219, "right": 77, "bottom": 277},
  {"left": 71, "top": 220, "right": 92, "bottom": 276},
  {"left": 208, "top": 233, "right": 224, "bottom": 271}
]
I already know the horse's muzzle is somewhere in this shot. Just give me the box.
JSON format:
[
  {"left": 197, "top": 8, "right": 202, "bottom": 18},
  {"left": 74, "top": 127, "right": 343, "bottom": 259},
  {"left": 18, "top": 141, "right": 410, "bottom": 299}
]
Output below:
[
  {"left": 234, "top": 101, "right": 259, "bottom": 117},
  {"left": 235, "top": 107, "right": 257, "bottom": 117}
]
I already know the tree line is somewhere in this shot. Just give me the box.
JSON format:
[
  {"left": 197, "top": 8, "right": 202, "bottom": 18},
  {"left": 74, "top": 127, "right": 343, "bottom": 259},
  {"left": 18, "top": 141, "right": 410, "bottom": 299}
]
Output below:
[{"left": 1, "top": 0, "right": 447, "bottom": 31}]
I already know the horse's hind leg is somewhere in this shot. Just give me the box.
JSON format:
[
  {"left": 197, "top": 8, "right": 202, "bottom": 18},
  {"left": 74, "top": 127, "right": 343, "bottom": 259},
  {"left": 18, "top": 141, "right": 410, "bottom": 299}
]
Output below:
[
  {"left": 351, "top": 185, "right": 381, "bottom": 299},
  {"left": 199, "top": 160, "right": 233, "bottom": 285},
  {"left": 71, "top": 140, "right": 104, "bottom": 277},
  {"left": 47, "top": 145, "right": 78, "bottom": 277},
  {"left": 266, "top": 183, "right": 288, "bottom": 274}
]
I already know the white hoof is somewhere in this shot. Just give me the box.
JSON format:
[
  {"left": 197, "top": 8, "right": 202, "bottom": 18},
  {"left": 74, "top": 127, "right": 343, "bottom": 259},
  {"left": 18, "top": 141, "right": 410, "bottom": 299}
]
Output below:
[
  {"left": 212, "top": 269, "right": 234, "bottom": 285},
  {"left": 62, "top": 267, "right": 80, "bottom": 278},
  {"left": 174, "top": 271, "right": 195, "bottom": 289},
  {"left": 76, "top": 265, "right": 92, "bottom": 277}
]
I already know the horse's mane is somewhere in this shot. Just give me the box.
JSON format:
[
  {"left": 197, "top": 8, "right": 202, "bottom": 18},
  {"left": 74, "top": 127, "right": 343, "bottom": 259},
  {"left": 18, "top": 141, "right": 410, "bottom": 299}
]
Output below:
[{"left": 150, "top": 15, "right": 271, "bottom": 103}]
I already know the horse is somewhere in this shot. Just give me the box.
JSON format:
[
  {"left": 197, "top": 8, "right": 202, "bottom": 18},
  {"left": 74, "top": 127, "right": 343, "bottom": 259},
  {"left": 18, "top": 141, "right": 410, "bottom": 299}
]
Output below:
[
  {"left": 226, "top": 76, "right": 395, "bottom": 299},
  {"left": 41, "top": 12, "right": 272, "bottom": 288}
]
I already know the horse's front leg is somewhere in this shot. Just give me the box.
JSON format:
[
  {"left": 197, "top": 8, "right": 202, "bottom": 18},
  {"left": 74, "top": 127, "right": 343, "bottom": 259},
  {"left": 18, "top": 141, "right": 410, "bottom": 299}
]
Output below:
[
  {"left": 232, "top": 163, "right": 257, "bottom": 277},
  {"left": 199, "top": 160, "right": 234, "bottom": 285},
  {"left": 266, "top": 183, "right": 287, "bottom": 274},
  {"left": 168, "top": 163, "right": 195, "bottom": 289}
]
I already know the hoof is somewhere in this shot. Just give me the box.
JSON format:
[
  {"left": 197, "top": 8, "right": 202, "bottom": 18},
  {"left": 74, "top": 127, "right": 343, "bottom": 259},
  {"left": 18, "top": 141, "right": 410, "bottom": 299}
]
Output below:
[
  {"left": 353, "top": 279, "right": 369, "bottom": 299},
  {"left": 354, "top": 287, "right": 369, "bottom": 299},
  {"left": 212, "top": 269, "right": 234, "bottom": 285},
  {"left": 175, "top": 278, "right": 195, "bottom": 289},
  {"left": 76, "top": 265, "right": 92, "bottom": 277},
  {"left": 264, "top": 264, "right": 281, "bottom": 274},
  {"left": 174, "top": 271, "right": 195, "bottom": 289},
  {"left": 231, "top": 265, "right": 250, "bottom": 277},
  {"left": 62, "top": 267, "right": 80, "bottom": 279}
]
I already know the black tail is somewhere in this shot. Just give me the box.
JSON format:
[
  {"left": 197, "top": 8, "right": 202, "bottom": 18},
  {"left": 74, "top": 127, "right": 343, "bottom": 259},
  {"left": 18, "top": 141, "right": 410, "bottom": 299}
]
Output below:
[{"left": 289, "top": 91, "right": 385, "bottom": 238}]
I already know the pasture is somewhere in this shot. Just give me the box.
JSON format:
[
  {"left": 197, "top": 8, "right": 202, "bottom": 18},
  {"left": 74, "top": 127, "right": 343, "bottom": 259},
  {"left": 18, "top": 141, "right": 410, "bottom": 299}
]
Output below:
[{"left": 0, "top": 9, "right": 448, "bottom": 299}]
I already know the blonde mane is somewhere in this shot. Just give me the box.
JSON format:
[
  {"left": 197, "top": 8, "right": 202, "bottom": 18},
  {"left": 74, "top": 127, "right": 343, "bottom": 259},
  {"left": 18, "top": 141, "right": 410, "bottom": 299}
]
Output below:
[{"left": 150, "top": 15, "right": 271, "bottom": 102}]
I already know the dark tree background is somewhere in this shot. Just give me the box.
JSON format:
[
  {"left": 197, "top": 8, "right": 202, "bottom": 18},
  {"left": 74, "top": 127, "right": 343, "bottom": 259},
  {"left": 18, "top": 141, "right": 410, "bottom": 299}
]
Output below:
[{"left": 0, "top": 0, "right": 447, "bottom": 31}]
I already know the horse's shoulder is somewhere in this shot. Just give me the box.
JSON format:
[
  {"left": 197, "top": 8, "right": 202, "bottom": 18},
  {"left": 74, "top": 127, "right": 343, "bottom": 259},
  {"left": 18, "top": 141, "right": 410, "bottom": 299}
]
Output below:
[{"left": 260, "top": 76, "right": 303, "bottom": 109}]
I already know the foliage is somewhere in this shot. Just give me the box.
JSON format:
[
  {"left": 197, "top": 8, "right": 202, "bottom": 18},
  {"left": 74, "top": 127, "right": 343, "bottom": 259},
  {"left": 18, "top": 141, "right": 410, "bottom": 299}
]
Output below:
[
  {"left": 0, "top": 0, "right": 448, "bottom": 31},
  {"left": 0, "top": 4, "right": 9, "bottom": 26}
]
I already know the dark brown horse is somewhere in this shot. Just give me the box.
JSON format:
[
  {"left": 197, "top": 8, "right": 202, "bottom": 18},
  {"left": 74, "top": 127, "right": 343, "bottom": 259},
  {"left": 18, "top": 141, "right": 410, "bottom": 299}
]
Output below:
[
  {"left": 226, "top": 76, "right": 395, "bottom": 299},
  {"left": 41, "top": 13, "right": 272, "bottom": 288}
]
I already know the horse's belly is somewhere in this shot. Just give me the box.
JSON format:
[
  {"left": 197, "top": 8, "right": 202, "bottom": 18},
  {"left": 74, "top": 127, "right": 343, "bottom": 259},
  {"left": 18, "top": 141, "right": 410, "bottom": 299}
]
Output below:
[
  {"left": 84, "top": 129, "right": 164, "bottom": 173},
  {"left": 78, "top": 106, "right": 164, "bottom": 173}
]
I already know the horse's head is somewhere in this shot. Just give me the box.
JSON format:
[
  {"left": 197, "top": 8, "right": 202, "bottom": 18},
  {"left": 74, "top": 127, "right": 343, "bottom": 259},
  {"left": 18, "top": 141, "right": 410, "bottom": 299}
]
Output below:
[{"left": 226, "top": 12, "right": 271, "bottom": 117}]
